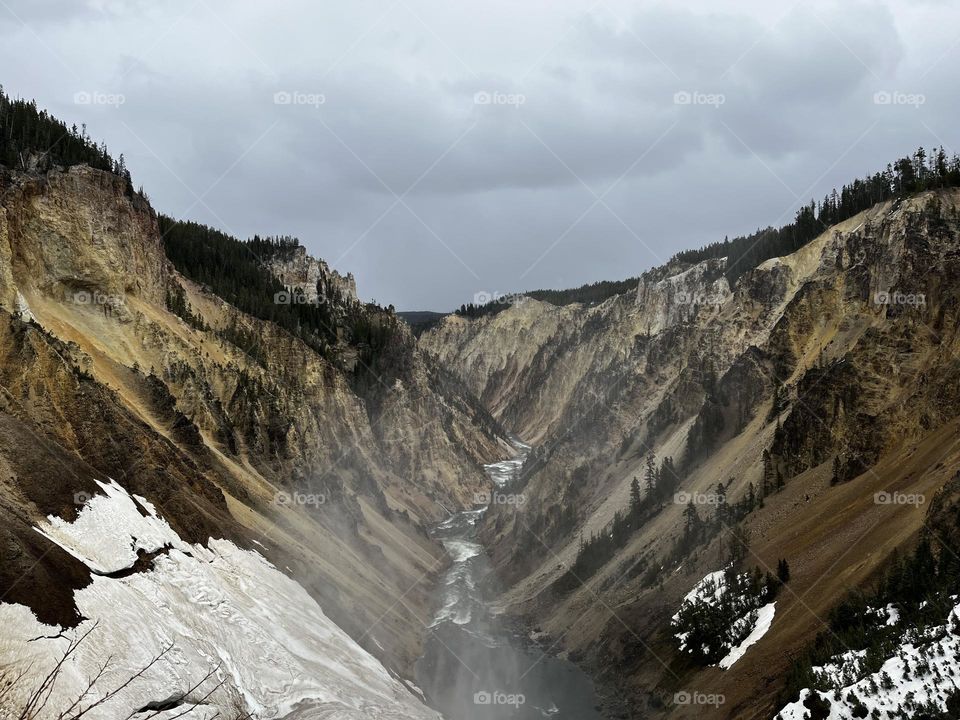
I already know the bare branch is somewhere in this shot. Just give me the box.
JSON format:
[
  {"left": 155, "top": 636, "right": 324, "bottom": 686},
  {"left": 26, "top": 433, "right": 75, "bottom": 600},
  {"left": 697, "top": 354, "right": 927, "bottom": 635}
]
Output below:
[
  {"left": 68, "top": 643, "right": 173, "bottom": 720},
  {"left": 19, "top": 622, "right": 99, "bottom": 720}
]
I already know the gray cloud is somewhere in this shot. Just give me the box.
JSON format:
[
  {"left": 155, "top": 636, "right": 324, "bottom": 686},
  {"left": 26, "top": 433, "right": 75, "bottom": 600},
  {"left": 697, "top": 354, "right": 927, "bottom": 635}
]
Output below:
[{"left": 0, "top": 0, "right": 956, "bottom": 309}]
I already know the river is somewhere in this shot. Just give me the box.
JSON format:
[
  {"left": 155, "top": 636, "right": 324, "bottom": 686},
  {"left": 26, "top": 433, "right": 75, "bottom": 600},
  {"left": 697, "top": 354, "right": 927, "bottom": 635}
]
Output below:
[{"left": 415, "top": 439, "right": 603, "bottom": 719}]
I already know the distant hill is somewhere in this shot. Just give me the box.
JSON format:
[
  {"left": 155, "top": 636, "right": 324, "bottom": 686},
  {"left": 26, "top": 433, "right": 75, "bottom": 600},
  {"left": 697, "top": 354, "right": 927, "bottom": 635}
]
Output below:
[{"left": 398, "top": 310, "right": 448, "bottom": 336}]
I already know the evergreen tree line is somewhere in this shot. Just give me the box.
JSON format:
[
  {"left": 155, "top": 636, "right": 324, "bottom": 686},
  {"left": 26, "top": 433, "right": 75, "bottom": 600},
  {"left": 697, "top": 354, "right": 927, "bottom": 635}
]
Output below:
[
  {"left": 781, "top": 533, "right": 960, "bottom": 712},
  {"left": 675, "top": 146, "right": 960, "bottom": 285},
  {"left": 464, "top": 147, "right": 960, "bottom": 314},
  {"left": 165, "top": 283, "right": 208, "bottom": 332},
  {"left": 0, "top": 85, "right": 135, "bottom": 191},
  {"left": 567, "top": 455, "right": 680, "bottom": 580},
  {"left": 159, "top": 215, "right": 408, "bottom": 386},
  {"left": 247, "top": 234, "right": 302, "bottom": 260},
  {"left": 561, "top": 449, "right": 786, "bottom": 591},
  {"left": 567, "top": 455, "right": 766, "bottom": 581},
  {"left": 526, "top": 277, "right": 641, "bottom": 306},
  {"left": 456, "top": 278, "right": 643, "bottom": 319},
  {"left": 455, "top": 301, "right": 512, "bottom": 319},
  {"left": 159, "top": 215, "right": 339, "bottom": 354}
]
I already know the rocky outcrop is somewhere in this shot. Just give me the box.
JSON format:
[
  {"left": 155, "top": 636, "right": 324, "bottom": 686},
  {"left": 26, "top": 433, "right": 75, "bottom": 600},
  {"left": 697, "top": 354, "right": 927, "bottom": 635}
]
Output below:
[{"left": 265, "top": 242, "right": 358, "bottom": 304}]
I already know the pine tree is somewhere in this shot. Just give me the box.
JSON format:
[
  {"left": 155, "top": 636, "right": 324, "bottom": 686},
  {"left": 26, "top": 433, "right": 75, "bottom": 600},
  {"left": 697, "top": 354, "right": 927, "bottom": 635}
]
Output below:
[
  {"left": 714, "top": 481, "right": 728, "bottom": 526},
  {"left": 831, "top": 455, "right": 842, "bottom": 485},
  {"left": 762, "top": 448, "right": 775, "bottom": 495},
  {"left": 629, "top": 476, "right": 641, "bottom": 519},
  {"left": 644, "top": 453, "right": 658, "bottom": 503},
  {"left": 682, "top": 501, "right": 701, "bottom": 546},
  {"left": 768, "top": 380, "right": 784, "bottom": 422},
  {"left": 777, "top": 558, "right": 791, "bottom": 584}
]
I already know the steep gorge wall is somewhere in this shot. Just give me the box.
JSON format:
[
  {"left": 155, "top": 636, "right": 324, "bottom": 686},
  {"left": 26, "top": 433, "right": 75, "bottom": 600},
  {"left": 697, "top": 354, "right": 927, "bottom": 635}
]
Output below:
[
  {"left": 421, "top": 190, "right": 960, "bottom": 718},
  {"left": 0, "top": 163, "right": 505, "bottom": 683}
]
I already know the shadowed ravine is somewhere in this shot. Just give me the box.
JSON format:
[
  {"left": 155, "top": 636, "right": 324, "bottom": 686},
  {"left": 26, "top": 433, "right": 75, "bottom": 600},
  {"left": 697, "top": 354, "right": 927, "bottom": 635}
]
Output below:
[{"left": 416, "top": 439, "right": 602, "bottom": 719}]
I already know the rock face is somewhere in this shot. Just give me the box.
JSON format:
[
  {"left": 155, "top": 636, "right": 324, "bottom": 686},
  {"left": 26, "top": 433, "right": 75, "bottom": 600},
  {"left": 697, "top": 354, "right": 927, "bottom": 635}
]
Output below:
[
  {"left": 420, "top": 190, "right": 960, "bottom": 718},
  {"left": 0, "top": 162, "right": 506, "bottom": 705},
  {"left": 265, "top": 242, "right": 358, "bottom": 304}
]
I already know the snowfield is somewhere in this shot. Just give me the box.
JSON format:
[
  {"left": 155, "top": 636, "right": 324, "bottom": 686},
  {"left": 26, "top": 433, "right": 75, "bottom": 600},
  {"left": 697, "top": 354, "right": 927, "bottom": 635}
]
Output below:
[
  {"left": 776, "top": 605, "right": 960, "bottom": 719},
  {"left": 1, "top": 479, "right": 440, "bottom": 720}
]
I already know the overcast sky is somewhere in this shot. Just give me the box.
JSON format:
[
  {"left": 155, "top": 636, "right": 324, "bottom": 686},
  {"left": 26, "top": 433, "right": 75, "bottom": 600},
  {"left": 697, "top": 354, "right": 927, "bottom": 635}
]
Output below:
[{"left": 1, "top": 0, "right": 958, "bottom": 310}]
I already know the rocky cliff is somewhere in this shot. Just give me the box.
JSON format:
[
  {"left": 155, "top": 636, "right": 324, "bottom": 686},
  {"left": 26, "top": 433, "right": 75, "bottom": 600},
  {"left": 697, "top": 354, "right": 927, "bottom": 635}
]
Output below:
[
  {"left": 0, "top": 161, "right": 507, "bottom": 713},
  {"left": 265, "top": 241, "right": 358, "bottom": 304},
  {"left": 420, "top": 189, "right": 960, "bottom": 718}
]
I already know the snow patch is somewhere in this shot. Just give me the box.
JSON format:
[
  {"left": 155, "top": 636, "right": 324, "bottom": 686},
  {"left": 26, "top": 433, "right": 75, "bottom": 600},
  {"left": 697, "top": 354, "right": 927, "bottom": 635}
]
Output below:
[
  {"left": 34, "top": 478, "right": 190, "bottom": 574},
  {"left": 717, "top": 602, "right": 776, "bottom": 669},
  {"left": 3, "top": 479, "right": 439, "bottom": 719},
  {"left": 885, "top": 603, "right": 900, "bottom": 626}
]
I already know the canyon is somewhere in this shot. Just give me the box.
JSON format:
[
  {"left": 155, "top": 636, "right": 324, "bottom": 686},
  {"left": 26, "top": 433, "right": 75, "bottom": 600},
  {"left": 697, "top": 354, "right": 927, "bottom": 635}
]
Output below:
[{"left": 3, "top": 133, "right": 960, "bottom": 719}]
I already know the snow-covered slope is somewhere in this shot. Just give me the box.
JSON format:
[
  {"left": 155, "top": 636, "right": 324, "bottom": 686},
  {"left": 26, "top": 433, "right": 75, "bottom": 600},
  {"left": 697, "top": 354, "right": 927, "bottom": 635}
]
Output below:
[
  {"left": 670, "top": 568, "right": 776, "bottom": 670},
  {"left": 1, "top": 479, "right": 439, "bottom": 720},
  {"left": 776, "top": 603, "right": 960, "bottom": 720}
]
